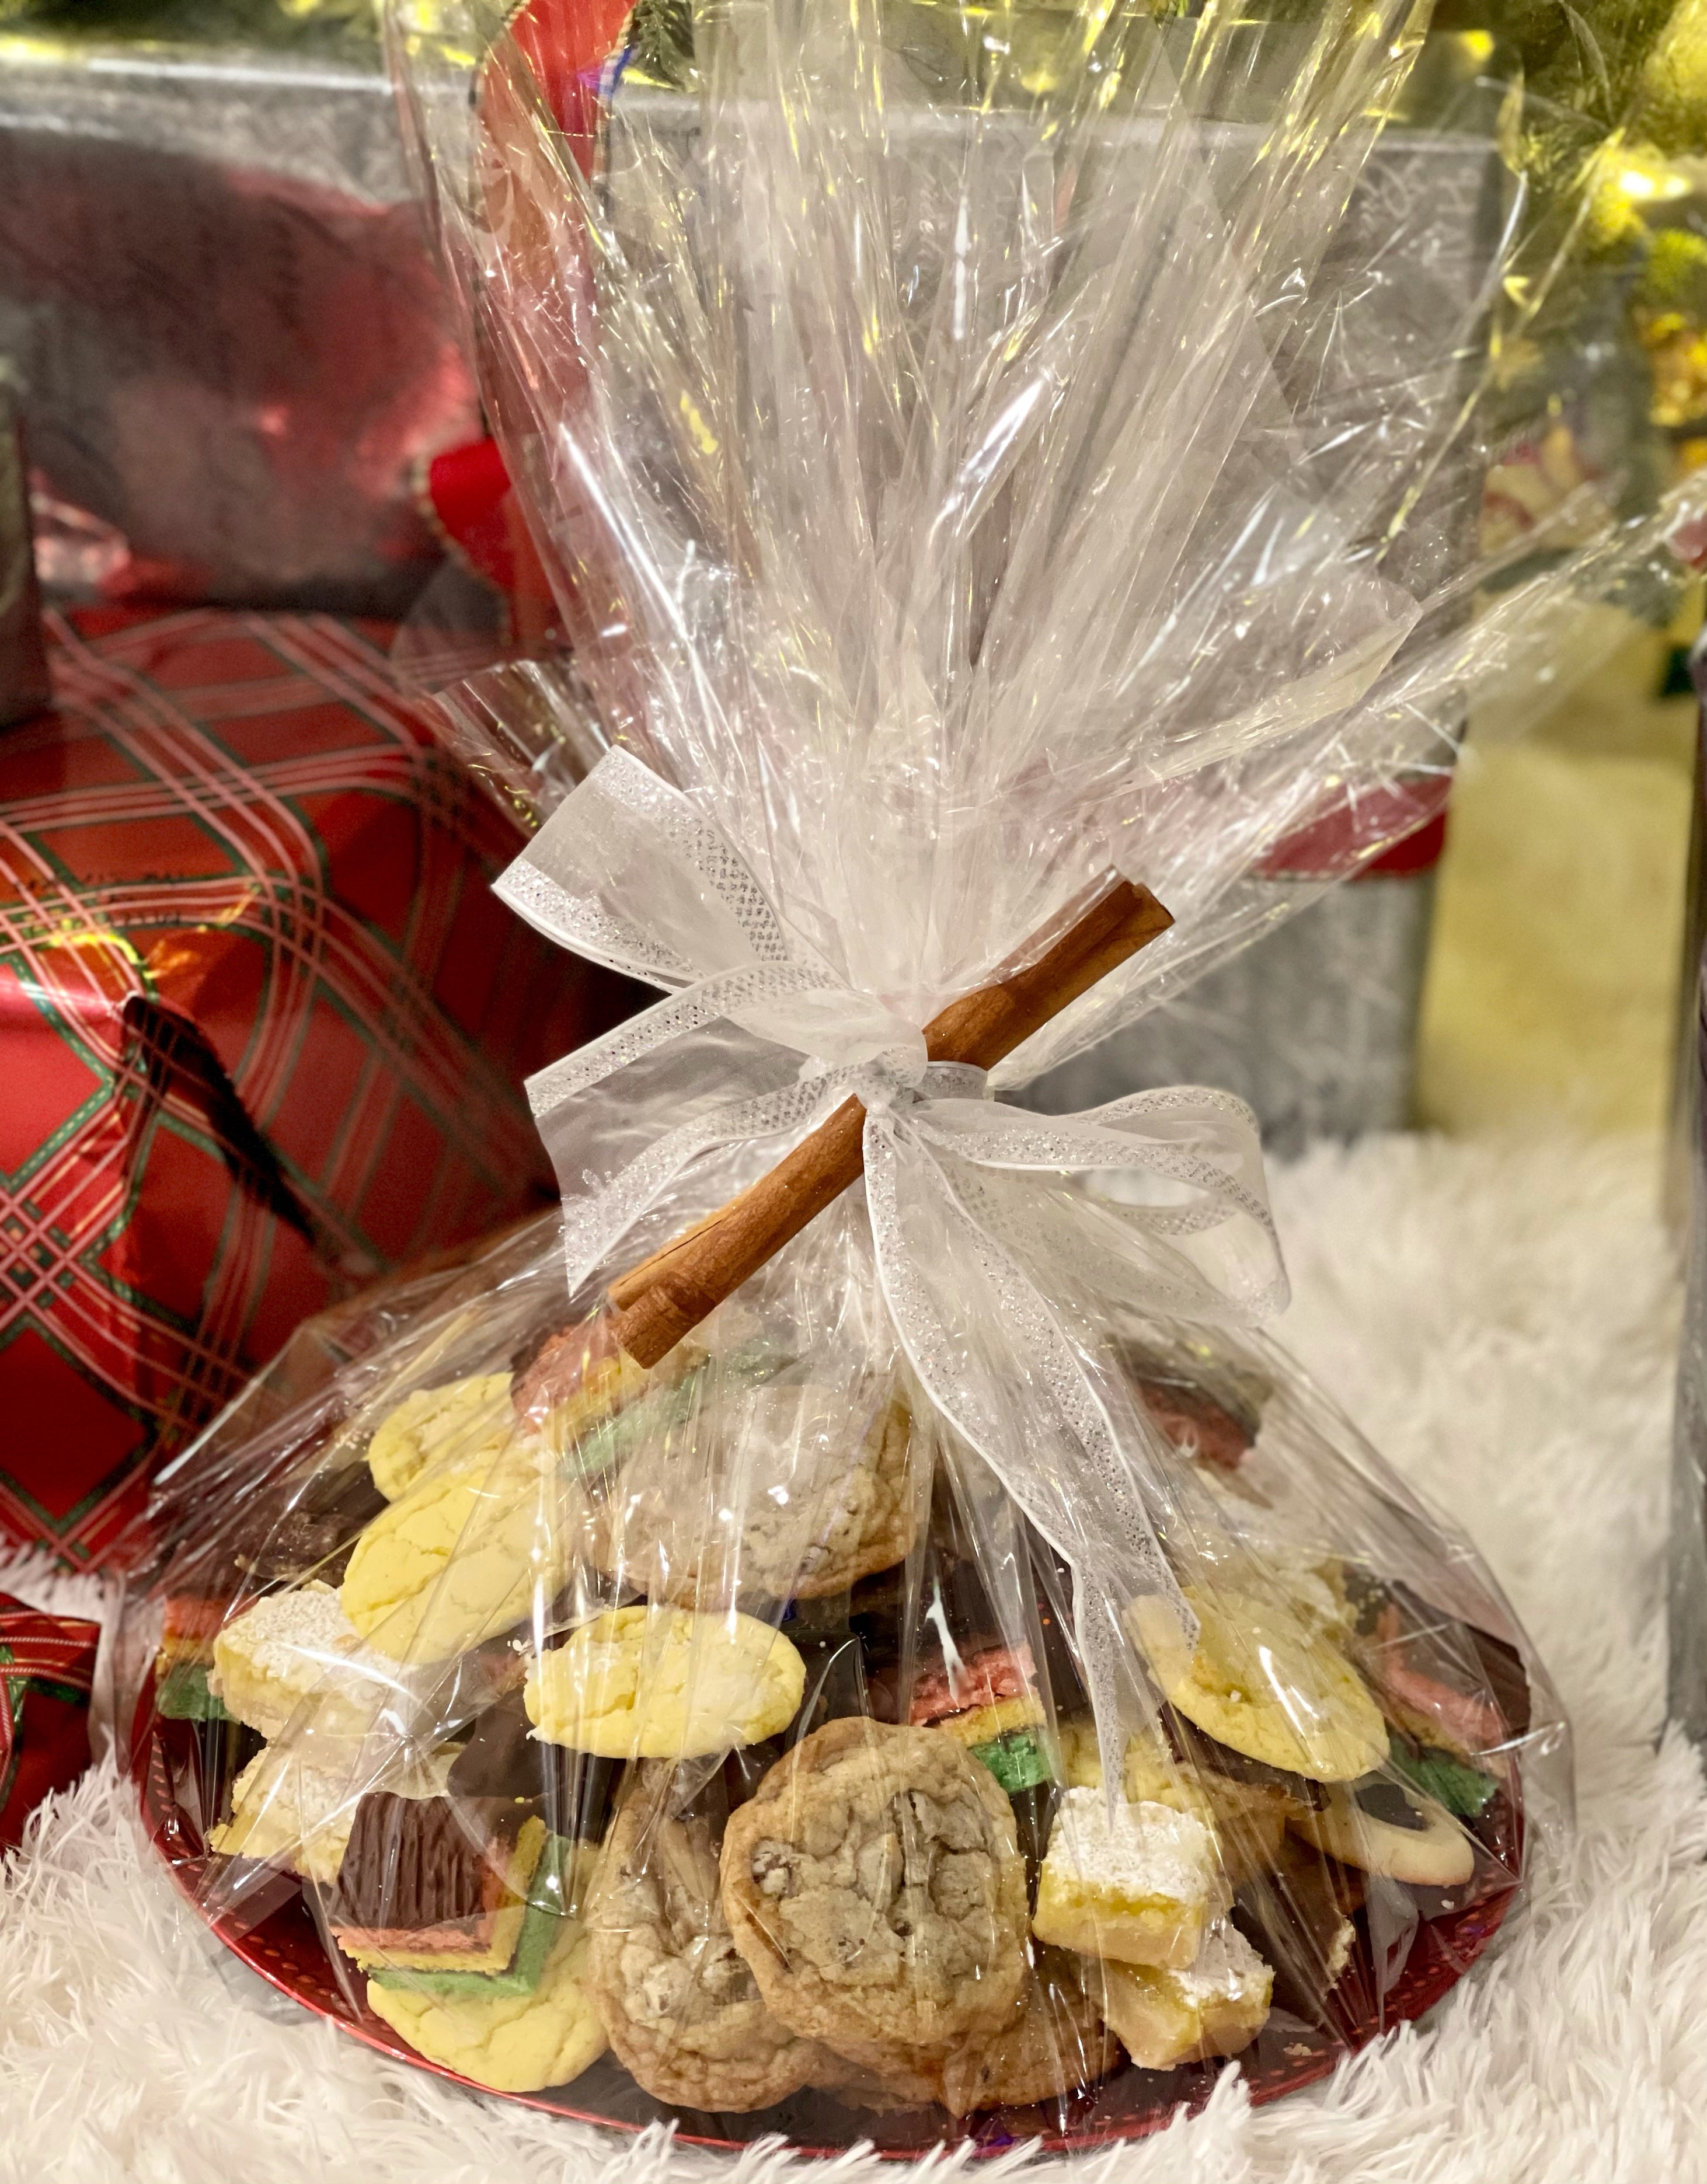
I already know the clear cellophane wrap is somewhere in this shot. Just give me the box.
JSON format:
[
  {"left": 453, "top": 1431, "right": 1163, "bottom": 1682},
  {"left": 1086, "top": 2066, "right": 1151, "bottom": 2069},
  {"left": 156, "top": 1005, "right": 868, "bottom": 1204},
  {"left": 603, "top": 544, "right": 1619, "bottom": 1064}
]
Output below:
[{"left": 122, "top": 0, "right": 1679, "bottom": 2143}]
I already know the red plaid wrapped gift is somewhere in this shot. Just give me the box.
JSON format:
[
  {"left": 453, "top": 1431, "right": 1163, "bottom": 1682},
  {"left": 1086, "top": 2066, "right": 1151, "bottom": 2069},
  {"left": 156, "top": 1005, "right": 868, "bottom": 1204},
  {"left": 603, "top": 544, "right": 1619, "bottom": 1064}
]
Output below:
[
  {"left": 0, "top": 1593, "right": 99, "bottom": 1850},
  {"left": 0, "top": 606, "right": 636, "bottom": 1566}
]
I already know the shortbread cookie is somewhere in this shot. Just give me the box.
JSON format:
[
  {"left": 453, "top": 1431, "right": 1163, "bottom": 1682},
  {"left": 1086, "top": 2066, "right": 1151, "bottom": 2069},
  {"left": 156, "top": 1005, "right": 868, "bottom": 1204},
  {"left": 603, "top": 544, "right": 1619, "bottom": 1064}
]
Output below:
[
  {"left": 365, "top": 1904, "right": 607, "bottom": 2092},
  {"left": 527, "top": 1607, "right": 806, "bottom": 1760},
  {"left": 720, "top": 1718, "right": 1028, "bottom": 2070},
  {"left": 1030, "top": 1788, "right": 1229, "bottom": 1970},
  {"left": 584, "top": 1377, "right": 917, "bottom": 1609},
  {"left": 207, "top": 1742, "right": 457, "bottom": 1883},
  {"left": 1096, "top": 1917, "right": 1272, "bottom": 2070},
  {"left": 1289, "top": 1774, "right": 1475, "bottom": 1886},
  {"left": 366, "top": 1375, "right": 514, "bottom": 1501},
  {"left": 1128, "top": 1588, "right": 1388, "bottom": 1784},
  {"left": 341, "top": 1452, "right": 560, "bottom": 1663},
  {"left": 939, "top": 1951, "right": 1121, "bottom": 2116},
  {"left": 208, "top": 1581, "right": 387, "bottom": 1742},
  {"left": 587, "top": 1801, "right": 823, "bottom": 2110}
]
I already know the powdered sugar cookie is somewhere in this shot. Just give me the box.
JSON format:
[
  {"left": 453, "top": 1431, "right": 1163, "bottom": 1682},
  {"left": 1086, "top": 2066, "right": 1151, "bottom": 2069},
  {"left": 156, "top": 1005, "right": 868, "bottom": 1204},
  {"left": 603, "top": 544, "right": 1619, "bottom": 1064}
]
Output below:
[
  {"left": 1030, "top": 1787, "right": 1230, "bottom": 1970},
  {"left": 208, "top": 1581, "right": 387, "bottom": 1742}
]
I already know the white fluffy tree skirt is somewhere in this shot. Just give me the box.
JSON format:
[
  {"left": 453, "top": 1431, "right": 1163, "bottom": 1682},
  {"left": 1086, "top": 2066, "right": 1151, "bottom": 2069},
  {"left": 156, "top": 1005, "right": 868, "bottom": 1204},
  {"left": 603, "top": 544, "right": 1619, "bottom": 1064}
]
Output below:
[{"left": 4, "top": 1133, "right": 1705, "bottom": 2184}]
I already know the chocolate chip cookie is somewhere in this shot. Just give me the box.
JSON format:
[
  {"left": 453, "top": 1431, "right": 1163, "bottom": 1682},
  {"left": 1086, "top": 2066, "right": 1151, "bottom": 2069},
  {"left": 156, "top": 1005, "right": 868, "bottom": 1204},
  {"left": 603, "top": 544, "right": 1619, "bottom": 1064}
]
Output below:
[
  {"left": 581, "top": 1377, "right": 919, "bottom": 1610},
  {"left": 587, "top": 1801, "right": 823, "bottom": 2112},
  {"left": 719, "top": 1718, "right": 1028, "bottom": 2075}
]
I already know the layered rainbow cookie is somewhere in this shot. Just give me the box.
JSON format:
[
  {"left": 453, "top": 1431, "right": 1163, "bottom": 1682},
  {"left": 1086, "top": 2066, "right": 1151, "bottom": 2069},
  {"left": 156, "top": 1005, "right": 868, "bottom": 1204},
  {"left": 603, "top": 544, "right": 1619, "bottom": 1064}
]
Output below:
[
  {"left": 331, "top": 1794, "right": 546, "bottom": 1976},
  {"left": 909, "top": 1641, "right": 1051, "bottom": 1793}
]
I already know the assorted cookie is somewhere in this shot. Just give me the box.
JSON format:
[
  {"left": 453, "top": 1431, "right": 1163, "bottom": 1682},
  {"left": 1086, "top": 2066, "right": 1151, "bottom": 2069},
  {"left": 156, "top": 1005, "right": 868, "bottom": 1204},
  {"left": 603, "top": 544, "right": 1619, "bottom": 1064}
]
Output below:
[
  {"left": 586, "top": 1799, "right": 824, "bottom": 2110},
  {"left": 720, "top": 1718, "right": 1031, "bottom": 2073},
  {"left": 525, "top": 1606, "right": 807, "bottom": 1759},
  {"left": 163, "top": 1325, "right": 1527, "bottom": 2124}
]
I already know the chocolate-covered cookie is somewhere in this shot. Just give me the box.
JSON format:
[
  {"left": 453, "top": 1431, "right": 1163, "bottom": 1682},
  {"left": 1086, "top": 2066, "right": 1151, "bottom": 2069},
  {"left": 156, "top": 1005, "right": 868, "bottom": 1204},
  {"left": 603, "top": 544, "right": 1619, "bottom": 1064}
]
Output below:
[{"left": 448, "top": 1689, "right": 623, "bottom": 1845}]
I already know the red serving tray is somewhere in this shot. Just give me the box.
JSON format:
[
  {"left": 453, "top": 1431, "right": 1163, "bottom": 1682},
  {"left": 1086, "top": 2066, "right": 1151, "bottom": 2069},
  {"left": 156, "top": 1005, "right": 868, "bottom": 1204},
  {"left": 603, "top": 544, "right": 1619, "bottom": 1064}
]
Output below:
[{"left": 135, "top": 1691, "right": 1520, "bottom": 2157}]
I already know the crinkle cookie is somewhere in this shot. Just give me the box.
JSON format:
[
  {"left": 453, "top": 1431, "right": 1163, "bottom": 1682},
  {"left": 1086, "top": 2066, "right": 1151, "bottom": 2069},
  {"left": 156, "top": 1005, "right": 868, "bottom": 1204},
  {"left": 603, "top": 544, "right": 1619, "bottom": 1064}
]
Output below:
[
  {"left": 581, "top": 1377, "right": 919, "bottom": 1610},
  {"left": 365, "top": 1908, "right": 607, "bottom": 2094},
  {"left": 366, "top": 1375, "right": 514, "bottom": 1501},
  {"left": 586, "top": 1801, "right": 823, "bottom": 2110},
  {"left": 527, "top": 1607, "right": 805, "bottom": 1760},
  {"left": 208, "top": 1581, "right": 388, "bottom": 1742},
  {"left": 719, "top": 1718, "right": 1028, "bottom": 2074},
  {"left": 939, "top": 1951, "right": 1121, "bottom": 2116},
  {"left": 341, "top": 1451, "right": 561, "bottom": 1663}
]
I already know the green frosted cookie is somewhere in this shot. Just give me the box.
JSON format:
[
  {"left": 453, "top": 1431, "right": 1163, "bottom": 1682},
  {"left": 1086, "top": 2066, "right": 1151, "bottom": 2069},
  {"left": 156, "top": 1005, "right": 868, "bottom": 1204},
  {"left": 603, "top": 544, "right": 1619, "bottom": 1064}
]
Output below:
[
  {"left": 156, "top": 1661, "right": 234, "bottom": 1722},
  {"left": 971, "top": 1728, "right": 1053, "bottom": 1794},
  {"left": 1391, "top": 1744, "right": 1498, "bottom": 1817}
]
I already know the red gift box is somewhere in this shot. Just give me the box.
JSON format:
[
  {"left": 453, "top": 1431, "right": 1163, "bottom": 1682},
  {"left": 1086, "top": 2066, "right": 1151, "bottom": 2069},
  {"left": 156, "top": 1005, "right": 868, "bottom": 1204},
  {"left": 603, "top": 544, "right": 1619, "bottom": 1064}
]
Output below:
[
  {"left": 0, "top": 606, "right": 635, "bottom": 1566},
  {"left": 0, "top": 1592, "right": 99, "bottom": 1849}
]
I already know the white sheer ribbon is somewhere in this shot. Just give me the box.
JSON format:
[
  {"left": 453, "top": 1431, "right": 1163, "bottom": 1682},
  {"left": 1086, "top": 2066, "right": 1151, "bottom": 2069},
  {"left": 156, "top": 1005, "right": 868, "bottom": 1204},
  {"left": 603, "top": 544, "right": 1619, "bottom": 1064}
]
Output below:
[{"left": 497, "top": 749, "right": 1289, "bottom": 1781}]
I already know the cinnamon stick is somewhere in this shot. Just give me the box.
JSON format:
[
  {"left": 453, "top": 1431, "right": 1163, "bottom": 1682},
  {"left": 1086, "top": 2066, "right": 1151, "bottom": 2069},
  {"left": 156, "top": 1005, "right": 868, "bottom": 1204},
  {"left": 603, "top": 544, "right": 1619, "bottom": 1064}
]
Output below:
[{"left": 611, "top": 877, "right": 1172, "bottom": 1366}]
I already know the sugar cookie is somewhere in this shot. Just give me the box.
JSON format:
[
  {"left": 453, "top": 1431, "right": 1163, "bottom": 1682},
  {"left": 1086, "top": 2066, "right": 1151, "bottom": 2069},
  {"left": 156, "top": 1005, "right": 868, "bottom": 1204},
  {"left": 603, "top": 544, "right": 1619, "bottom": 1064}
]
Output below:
[
  {"left": 526, "top": 1606, "right": 804, "bottom": 1760},
  {"left": 1128, "top": 1588, "right": 1388, "bottom": 1784},
  {"left": 365, "top": 1900, "right": 607, "bottom": 2092},
  {"left": 341, "top": 1454, "right": 560, "bottom": 1663}
]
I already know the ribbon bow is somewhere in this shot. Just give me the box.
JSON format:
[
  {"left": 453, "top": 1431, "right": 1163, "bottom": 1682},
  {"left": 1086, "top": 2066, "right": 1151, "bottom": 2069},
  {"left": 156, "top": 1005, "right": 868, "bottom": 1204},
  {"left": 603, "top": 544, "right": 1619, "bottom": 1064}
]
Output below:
[{"left": 497, "top": 749, "right": 1288, "bottom": 1777}]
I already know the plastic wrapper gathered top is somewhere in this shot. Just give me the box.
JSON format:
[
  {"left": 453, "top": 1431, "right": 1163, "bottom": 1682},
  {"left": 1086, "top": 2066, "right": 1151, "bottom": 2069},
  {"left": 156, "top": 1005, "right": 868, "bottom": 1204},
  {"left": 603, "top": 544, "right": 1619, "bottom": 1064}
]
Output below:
[{"left": 116, "top": 0, "right": 1688, "bottom": 2147}]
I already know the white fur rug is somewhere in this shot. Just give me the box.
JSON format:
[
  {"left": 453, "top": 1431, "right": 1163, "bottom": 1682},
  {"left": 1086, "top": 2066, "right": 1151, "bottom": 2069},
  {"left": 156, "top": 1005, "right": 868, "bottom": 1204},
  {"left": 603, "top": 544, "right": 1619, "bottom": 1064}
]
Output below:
[{"left": 4, "top": 1133, "right": 1706, "bottom": 2184}]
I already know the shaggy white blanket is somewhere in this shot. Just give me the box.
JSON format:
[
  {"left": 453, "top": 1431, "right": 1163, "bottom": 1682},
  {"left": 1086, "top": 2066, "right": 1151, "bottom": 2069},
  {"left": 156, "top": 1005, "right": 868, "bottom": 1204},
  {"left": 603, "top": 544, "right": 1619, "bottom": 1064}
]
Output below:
[{"left": 4, "top": 1133, "right": 1705, "bottom": 2184}]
